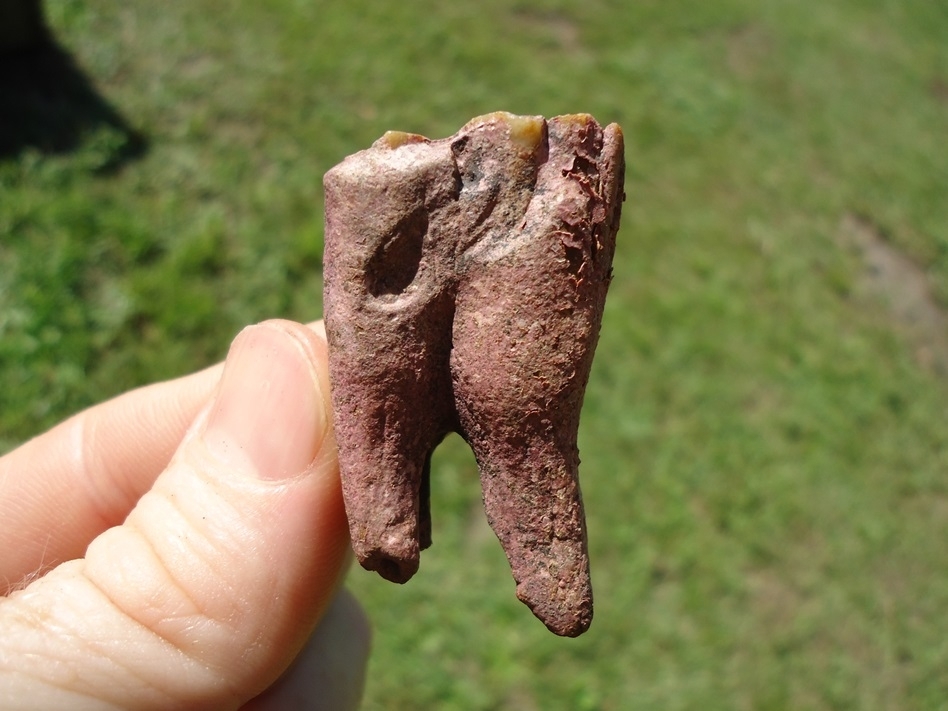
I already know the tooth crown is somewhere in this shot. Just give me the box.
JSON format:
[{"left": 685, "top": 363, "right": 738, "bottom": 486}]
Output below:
[{"left": 323, "top": 112, "right": 625, "bottom": 637}]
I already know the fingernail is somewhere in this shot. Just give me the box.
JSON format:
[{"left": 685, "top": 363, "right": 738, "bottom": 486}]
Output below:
[{"left": 204, "top": 324, "right": 326, "bottom": 480}]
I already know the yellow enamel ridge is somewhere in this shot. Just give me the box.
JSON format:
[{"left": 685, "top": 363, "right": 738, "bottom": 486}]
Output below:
[
  {"left": 506, "top": 115, "right": 545, "bottom": 152},
  {"left": 375, "top": 131, "right": 430, "bottom": 149},
  {"left": 557, "top": 113, "right": 594, "bottom": 127},
  {"left": 465, "top": 111, "right": 545, "bottom": 153}
]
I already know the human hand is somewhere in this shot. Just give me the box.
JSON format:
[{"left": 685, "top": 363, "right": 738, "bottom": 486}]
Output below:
[{"left": 0, "top": 320, "right": 370, "bottom": 710}]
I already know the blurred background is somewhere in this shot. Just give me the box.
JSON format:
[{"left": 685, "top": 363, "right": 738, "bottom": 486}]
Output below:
[{"left": 2, "top": 0, "right": 947, "bottom": 707}]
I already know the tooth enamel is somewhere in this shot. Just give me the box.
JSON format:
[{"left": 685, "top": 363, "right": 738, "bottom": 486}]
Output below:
[
  {"left": 463, "top": 111, "right": 545, "bottom": 154},
  {"left": 374, "top": 130, "right": 429, "bottom": 149}
]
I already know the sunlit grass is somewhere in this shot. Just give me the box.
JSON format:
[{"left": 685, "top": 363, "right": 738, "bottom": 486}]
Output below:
[{"left": 2, "top": 0, "right": 948, "bottom": 707}]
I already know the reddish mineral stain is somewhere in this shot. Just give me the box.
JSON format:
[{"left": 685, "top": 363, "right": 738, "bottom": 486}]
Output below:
[{"left": 323, "top": 112, "right": 625, "bottom": 637}]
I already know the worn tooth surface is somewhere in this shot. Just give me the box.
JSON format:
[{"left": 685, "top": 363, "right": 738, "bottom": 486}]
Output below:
[{"left": 323, "top": 112, "right": 625, "bottom": 636}]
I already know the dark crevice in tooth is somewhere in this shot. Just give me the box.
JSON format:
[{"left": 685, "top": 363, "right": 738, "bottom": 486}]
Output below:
[
  {"left": 365, "top": 207, "right": 428, "bottom": 297},
  {"left": 323, "top": 112, "right": 625, "bottom": 637}
]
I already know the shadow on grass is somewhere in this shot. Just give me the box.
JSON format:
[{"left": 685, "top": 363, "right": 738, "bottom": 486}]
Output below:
[{"left": 0, "top": 35, "right": 148, "bottom": 172}]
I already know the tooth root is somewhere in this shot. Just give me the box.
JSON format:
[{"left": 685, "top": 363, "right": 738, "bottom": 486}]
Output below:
[
  {"left": 323, "top": 143, "right": 457, "bottom": 584},
  {"left": 451, "top": 269, "right": 597, "bottom": 634},
  {"left": 328, "top": 361, "right": 428, "bottom": 584},
  {"left": 450, "top": 160, "right": 612, "bottom": 635},
  {"left": 323, "top": 113, "right": 625, "bottom": 635},
  {"left": 321, "top": 303, "right": 455, "bottom": 583},
  {"left": 480, "top": 457, "right": 593, "bottom": 638}
]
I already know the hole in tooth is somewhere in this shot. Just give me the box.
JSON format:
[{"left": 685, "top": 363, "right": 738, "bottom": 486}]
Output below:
[{"left": 365, "top": 207, "right": 427, "bottom": 297}]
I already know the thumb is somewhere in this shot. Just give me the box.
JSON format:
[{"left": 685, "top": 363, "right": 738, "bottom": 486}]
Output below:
[{"left": 0, "top": 321, "right": 359, "bottom": 710}]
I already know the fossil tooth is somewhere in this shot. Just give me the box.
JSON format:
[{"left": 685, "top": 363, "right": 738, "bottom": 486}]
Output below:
[{"left": 323, "top": 112, "right": 625, "bottom": 636}]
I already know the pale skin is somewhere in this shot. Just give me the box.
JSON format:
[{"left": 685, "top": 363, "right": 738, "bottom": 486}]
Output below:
[{"left": 0, "top": 320, "right": 370, "bottom": 710}]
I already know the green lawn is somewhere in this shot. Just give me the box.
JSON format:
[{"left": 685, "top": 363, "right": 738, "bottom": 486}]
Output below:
[{"left": 3, "top": 0, "right": 948, "bottom": 708}]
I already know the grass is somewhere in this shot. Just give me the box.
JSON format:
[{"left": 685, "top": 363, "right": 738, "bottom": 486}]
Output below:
[{"left": 3, "top": 0, "right": 948, "bottom": 707}]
